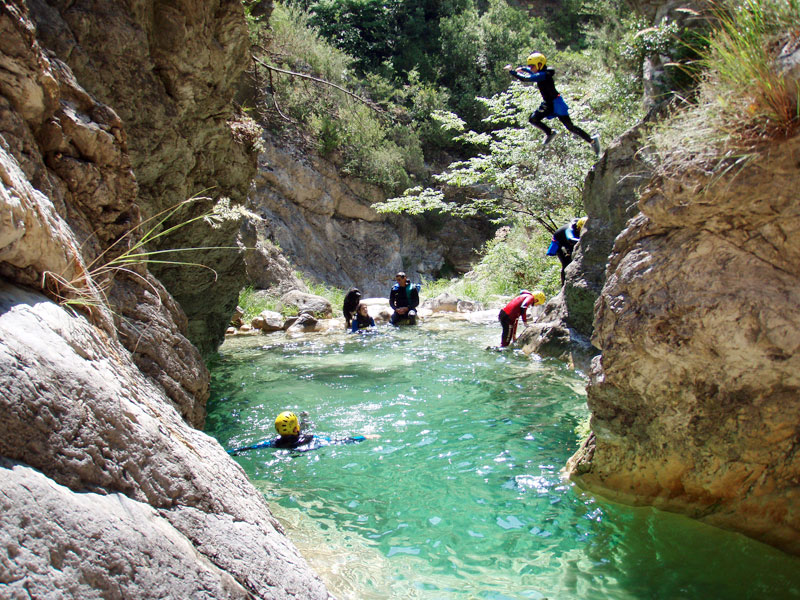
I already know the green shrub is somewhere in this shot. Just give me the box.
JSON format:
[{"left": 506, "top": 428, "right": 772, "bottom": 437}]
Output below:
[
  {"left": 238, "top": 286, "right": 283, "bottom": 321},
  {"left": 418, "top": 220, "right": 565, "bottom": 306},
  {"left": 651, "top": 0, "right": 800, "bottom": 176},
  {"left": 296, "top": 273, "right": 346, "bottom": 313},
  {"left": 701, "top": 0, "right": 800, "bottom": 137},
  {"left": 472, "top": 224, "right": 562, "bottom": 300},
  {"left": 253, "top": 3, "right": 429, "bottom": 192}
]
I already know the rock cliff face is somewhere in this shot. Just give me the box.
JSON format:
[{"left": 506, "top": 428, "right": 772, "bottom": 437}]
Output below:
[
  {"left": 249, "top": 134, "right": 496, "bottom": 297},
  {"left": 517, "top": 115, "right": 656, "bottom": 366},
  {"left": 517, "top": 0, "right": 702, "bottom": 363},
  {"left": 28, "top": 0, "right": 258, "bottom": 356},
  {"left": 567, "top": 130, "right": 800, "bottom": 554},
  {"left": 1, "top": 1, "right": 330, "bottom": 596}
]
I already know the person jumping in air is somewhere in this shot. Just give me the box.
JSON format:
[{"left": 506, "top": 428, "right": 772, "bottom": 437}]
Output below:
[
  {"left": 498, "top": 290, "right": 546, "bottom": 348},
  {"left": 505, "top": 52, "right": 601, "bottom": 156}
]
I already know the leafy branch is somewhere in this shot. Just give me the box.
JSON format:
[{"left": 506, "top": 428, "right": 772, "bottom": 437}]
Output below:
[{"left": 373, "top": 82, "right": 596, "bottom": 230}]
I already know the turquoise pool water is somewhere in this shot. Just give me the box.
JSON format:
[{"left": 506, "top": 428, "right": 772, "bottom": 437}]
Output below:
[{"left": 206, "top": 317, "right": 800, "bottom": 600}]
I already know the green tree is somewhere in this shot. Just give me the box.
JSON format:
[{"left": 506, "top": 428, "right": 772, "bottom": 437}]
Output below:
[
  {"left": 308, "top": 0, "right": 399, "bottom": 73},
  {"left": 373, "top": 79, "right": 597, "bottom": 231},
  {"left": 431, "top": 0, "right": 549, "bottom": 126}
]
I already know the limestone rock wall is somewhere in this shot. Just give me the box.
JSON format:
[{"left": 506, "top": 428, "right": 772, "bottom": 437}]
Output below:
[
  {"left": 28, "top": 0, "right": 259, "bottom": 356},
  {"left": 1, "top": 1, "right": 331, "bottom": 596},
  {"left": 518, "top": 114, "right": 656, "bottom": 365},
  {"left": 1, "top": 0, "right": 208, "bottom": 427},
  {"left": 250, "top": 134, "right": 496, "bottom": 297},
  {"left": 517, "top": 0, "right": 704, "bottom": 362},
  {"left": 0, "top": 283, "right": 330, "bottom": 598},
  {"left": 568, "top": 132, "right": 800, "bottom": 555}
]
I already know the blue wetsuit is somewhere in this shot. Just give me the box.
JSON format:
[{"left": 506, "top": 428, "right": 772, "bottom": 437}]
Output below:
[
  {"left": 228, "top": 434, "right": 367, "bottom": 454},
  {"left": 350, "top": 313, "right": 375, "bottom": 332},
  {"left": 547, "top": 219, "right": 581, "bottom": 285},
  {"left": 509, "top": 66, "right": 593, "bottom": 144}
]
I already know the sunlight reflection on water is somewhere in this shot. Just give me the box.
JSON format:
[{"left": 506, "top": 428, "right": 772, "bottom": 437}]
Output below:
[{"left": 208, "top": 321, "right": 800, "bottom": 600}]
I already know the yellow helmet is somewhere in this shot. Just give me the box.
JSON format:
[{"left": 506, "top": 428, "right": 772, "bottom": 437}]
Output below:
[
  {"left": 576, "top": 216, "right": 588, "bottom": 232},
  {"left": 275, "top": 411, "right": 300, "bottom": 436},
  {"left": 526, "top": 52, "right": 546, "bottom": 71},
  {"left": 532, "top": 291, "right": 546, "bottom": 306}
]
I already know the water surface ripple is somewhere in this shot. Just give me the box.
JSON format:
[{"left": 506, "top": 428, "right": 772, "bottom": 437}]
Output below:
[{"left": 206, "top": 318, "right": 800, "bottom": 599}]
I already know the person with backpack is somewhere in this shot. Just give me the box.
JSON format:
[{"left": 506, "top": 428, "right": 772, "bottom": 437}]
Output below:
[{"left": 389, "top": 271, "right": 420, "bottom": 326}]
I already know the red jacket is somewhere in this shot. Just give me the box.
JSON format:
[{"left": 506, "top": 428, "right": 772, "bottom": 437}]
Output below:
[{"left": 501, "top": 294, "right": 534, "bottom": 323}]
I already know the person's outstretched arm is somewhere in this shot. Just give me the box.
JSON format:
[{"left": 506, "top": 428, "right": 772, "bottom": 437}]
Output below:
[{"left": 227, "top": 438, "right": 276, "bottom": 454}]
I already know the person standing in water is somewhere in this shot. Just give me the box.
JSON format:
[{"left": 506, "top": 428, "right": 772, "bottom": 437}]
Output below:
[
  {"left": 498, "top": 290, "right": 546, "bottom": 348},
  {"left": 505, "top": 52, "right": 600, "bottom": 155}
]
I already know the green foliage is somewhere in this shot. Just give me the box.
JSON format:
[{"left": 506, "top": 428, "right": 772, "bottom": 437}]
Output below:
[
  {"left": 307, "top": 0, "right": 398, "bottom": 73},
  {"left": 374, "top": 42, "right": 644, "bottom": 225},
  {"left": 44, "top": 195, "right": 242, "bottom": 319},
  {"left": 296, "top": 272, "right": 346, "bottom": 312},
  {"left": 619, "top": 16, "right": 681, "bottom": 66},
  {"left": 701, "top": 0, "right": 800, "bottom": 135},
  {"left": 238, "top": 286, "right": 283, "bottom": 320},
  {"left": 297, "top": 0, "right": 549, "bottom": 131},
  {"left": 254, "top": 3, "right": 428, "bottom": 192},
  {"left": 303, "top": 0, "right": 471, "bottom": 79},
  {"left": 651, "top": 0, "right": 800, "bottom": 174},
  {"left": 471, "top": 224, "right": 562, "bottom": 299},
  {"left": 375, "top": 78, "right": 598, "bottom": 226},
  {"left": 436, "top": 0, "right": 549, "bottom": 126},
  {"left": 417, "top": 222, "right": 563, "bottom": 305}
]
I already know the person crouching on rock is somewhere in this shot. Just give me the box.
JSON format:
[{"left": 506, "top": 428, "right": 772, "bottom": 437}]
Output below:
[
  {"left": 389, "top": 271, "right": 420, "bottom": 326},
  {"left": 547, "top": 216, "right": 586, "bottom": 286},
  {"left": 343, "top": 287, "right": 361, "bottom": 329},
  {"left": 498, "top": 290, "right": 545, "bottom": 348},
  {"left": 350, "top": 302, "right": 375, "bottom": 333}
]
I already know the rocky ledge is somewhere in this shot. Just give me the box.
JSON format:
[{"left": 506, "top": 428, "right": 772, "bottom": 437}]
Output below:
[{"left": 567, "top": 130, "right": 800, "bottom": 555}]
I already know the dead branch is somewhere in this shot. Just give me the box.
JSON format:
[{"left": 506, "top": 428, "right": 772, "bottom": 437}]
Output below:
[{"left": 252, "top": 55, "right": 390, "bottom": 122}]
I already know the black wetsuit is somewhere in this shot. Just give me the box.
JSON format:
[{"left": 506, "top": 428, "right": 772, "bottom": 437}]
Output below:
[
  {"left": 350, "top": 313, "right": 375, "bottom": 332},
  {"left": 342, "top": 288, "right": 361, "bottom": 328},
  {"left": 509, "top": 67, "right": 593, "bottom": 144},
  {"left": 229, "top": 434, "right": 366, "bottom": 454},
  {"left": 389, "top": 283, "right": 420, "bottom": 325},
  {"left": 551, "top": 219, "right": 581, "bottom": 285}
]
